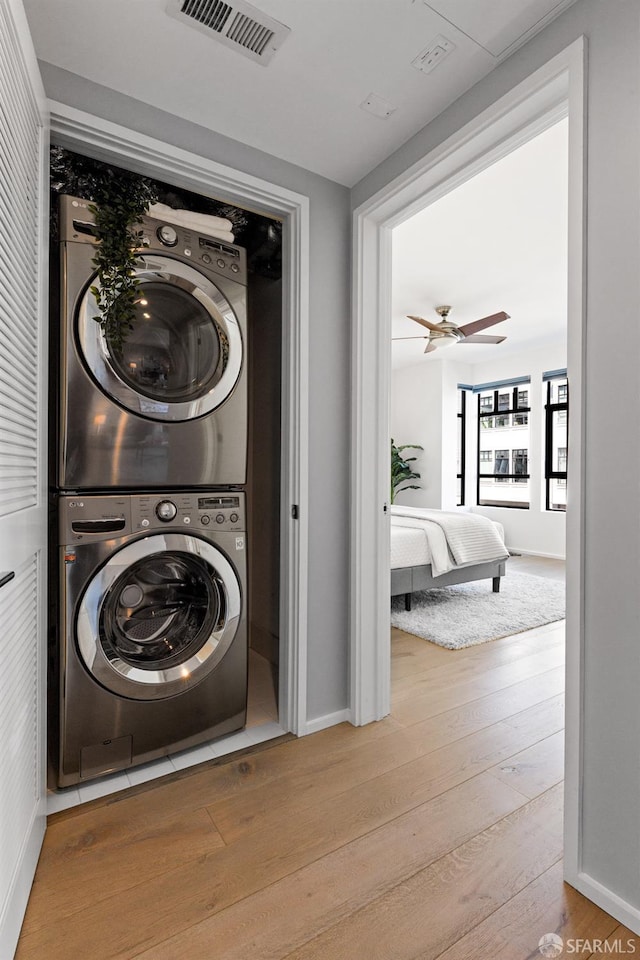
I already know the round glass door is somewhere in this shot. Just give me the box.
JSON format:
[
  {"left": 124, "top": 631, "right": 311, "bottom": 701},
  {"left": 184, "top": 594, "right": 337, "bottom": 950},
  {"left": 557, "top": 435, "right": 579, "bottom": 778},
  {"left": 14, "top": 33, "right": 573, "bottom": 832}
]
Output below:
[
  {"left": 76, "top": 255, "right": 243, "bottom": 422},
  {"left": 76, "top": 534, "right": 242, "bottom": 700}
]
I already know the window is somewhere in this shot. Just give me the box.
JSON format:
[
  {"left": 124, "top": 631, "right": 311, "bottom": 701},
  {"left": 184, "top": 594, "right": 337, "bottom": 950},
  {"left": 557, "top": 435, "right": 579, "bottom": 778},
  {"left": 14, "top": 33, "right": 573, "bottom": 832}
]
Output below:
[
  {"left": 494, "top": 449, "right": 509, "bottom": 474},
  {"left": 545, "top": 375, "right": 568, "bottom": 510},
  {"left": 477, "top": 383, "right": 531, "bottom": 508},
  {"left": 494, "top": 449, "right": 509, "bottom": 482},
  {"left": 513, "top": 448, "right": 528, "bottom": 482},
  {"left": 456, "top": 388, "right": 467, "bottom": 506}
]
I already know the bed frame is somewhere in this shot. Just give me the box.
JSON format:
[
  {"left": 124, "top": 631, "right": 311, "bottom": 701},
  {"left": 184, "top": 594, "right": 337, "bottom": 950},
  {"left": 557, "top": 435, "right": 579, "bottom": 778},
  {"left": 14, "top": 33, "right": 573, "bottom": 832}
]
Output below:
[{"left": 391, "top": 558, "right": 507, "bottom": 611}]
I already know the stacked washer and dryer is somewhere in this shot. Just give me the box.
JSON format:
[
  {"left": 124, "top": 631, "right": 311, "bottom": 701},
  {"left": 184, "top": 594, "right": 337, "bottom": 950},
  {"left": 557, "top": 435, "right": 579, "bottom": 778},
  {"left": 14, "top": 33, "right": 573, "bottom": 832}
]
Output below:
[{"left": 51, "top": 195, "right": 250, "bottom": 787}]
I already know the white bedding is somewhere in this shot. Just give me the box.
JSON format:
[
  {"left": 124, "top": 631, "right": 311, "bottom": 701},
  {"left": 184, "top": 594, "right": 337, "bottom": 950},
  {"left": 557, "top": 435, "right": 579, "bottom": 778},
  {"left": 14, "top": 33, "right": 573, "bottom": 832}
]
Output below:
[
  {"left": 390, "top": 507, "right": 507, "bottom": 576},
  {"left": 390, "top": 525, "right": 431, "bottom": 569}
]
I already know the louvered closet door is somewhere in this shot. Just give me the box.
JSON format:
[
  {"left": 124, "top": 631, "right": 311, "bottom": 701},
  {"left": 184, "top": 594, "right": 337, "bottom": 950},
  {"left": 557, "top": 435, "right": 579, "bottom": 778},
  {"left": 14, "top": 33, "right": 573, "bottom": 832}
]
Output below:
[{"left": 0, "top": 1, "right": 48, "bottom": 957}]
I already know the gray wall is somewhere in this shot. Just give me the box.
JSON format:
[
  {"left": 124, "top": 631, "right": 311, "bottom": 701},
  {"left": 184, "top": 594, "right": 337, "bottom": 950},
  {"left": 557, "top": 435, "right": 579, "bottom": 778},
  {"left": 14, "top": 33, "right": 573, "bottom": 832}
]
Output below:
[
  {"left": 41, "top": 61, "right": 352, "bottom": 722},
  {"left": 354, "top": 0, "right": 640, "bottom": 917}
]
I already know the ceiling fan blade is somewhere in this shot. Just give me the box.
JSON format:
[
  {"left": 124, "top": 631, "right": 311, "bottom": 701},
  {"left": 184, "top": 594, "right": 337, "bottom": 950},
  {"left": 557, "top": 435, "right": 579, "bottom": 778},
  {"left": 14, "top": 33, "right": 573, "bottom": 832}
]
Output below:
[
  {"left": 392, "top": 335, "right": 429, "bottom": 341},
  {"left": 407, "top": 314, "right": 442, "bottom": 333},
  {"left": 457, "top": 334, "right": 507, "bottom": 344},
  {"left": 424, "top": 341, "right": 438, "bottom": 354},
  {"left": 457, "top": 311, "right": 510, "bottom": 336}
]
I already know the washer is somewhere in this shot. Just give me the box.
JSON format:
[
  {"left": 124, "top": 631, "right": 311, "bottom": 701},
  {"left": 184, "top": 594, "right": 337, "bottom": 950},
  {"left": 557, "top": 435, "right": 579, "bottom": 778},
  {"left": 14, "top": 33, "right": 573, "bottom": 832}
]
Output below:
[
  {"left": 57, "top": 194, "right": 248, "bottom": 489},
  {"left": 52, "top": 490, "right": 247, "bottom": 787}
]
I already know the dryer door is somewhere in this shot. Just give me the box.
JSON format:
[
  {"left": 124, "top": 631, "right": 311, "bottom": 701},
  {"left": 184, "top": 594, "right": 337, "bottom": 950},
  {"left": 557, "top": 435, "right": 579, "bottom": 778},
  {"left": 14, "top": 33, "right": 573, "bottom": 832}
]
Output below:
[
  {"left": 76, "top": 534, "right": 242, "bottom": 700},
  {"left": 76, "top": 254, "right": 243, "bottom": 422}
]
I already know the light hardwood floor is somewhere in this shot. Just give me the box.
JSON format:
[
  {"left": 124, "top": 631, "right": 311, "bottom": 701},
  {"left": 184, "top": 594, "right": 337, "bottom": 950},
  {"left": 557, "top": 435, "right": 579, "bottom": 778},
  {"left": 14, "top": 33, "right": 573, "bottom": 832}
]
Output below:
[{"left": 17, "top": 576, "right": 639, "bottom": 958}]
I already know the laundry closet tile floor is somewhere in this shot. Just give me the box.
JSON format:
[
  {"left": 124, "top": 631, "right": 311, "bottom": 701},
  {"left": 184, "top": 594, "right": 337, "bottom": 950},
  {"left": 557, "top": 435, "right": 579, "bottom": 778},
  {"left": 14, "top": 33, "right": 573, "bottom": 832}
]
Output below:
[{"left": 47, "top": 649, "right": 280, "bottom": 812}]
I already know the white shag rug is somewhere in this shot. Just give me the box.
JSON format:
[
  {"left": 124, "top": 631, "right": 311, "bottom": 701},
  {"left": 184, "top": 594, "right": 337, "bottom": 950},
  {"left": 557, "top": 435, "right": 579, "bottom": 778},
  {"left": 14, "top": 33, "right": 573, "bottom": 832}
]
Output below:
[{"left": 390, "top": 571, "right": 565, "bottom": 649}]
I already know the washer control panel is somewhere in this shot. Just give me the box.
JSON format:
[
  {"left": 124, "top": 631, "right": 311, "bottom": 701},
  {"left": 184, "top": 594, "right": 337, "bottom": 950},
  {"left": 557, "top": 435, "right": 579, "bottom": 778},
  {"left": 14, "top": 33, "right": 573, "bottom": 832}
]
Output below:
[
  {"left": 59, "top": 492, "right": 245, "bottom": 543},
  {"left": 58, "top": 195, "right": 247, "bottom": 285},
  {"left": 133, "top": 493, "right": 244, "bottom": 533}
]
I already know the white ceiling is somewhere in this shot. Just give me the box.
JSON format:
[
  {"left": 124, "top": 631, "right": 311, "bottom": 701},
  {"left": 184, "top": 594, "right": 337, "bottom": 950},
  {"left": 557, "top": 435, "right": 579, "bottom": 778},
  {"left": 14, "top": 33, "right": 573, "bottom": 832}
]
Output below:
[
  {"left": 24, "top": 0, "right": 578, "bottom": 186},
  {"left": 391, "top": 117, "right": 568, "bottom": 369}
]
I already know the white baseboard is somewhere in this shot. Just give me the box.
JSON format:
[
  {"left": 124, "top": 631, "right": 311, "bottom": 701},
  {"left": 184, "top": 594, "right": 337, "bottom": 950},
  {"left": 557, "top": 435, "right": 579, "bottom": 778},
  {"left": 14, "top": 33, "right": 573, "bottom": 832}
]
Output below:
[
  {"left": 509, "top": 548, "right": 566, "bottom": 561},
  {"left": 302, "top": 709, "right": 352, "bottom": 736},
  {"left": 569, "top": 872, "right": 640, "bottom": 936}
]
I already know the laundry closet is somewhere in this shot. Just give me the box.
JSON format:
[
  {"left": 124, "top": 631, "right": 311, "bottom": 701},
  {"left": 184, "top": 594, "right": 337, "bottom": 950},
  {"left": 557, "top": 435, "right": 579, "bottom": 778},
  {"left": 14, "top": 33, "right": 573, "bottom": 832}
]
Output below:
[{"left": 47, "top": 148, "right": 282, "bottom": 795}]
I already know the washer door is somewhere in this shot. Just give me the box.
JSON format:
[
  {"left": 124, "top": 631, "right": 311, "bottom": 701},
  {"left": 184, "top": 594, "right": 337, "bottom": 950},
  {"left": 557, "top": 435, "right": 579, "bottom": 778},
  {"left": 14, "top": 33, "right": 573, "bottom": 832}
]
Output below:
[
  {"left": 76, "top": 534, "right": 241, "bottom": 700},
  {"left": 77, "top": 254, "right": 243, "bottom": 422}
]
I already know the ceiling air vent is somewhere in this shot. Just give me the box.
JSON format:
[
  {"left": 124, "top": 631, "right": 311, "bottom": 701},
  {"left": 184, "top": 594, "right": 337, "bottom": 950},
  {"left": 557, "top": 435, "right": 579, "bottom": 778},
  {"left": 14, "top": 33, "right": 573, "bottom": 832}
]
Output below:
[{"left": 167, "top": 0, "right": 291, "bottom": 65}]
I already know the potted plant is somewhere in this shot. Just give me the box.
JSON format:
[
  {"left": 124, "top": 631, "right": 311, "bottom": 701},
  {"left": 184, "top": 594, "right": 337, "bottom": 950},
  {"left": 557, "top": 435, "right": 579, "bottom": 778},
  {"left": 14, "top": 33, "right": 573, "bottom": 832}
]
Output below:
[
  {"left": 391, "top": 439, "right": 423, "bottom": 503},
  {"left": 87, "top": 171, "right": 158, "bottom": 357},
  {"left": 50, "top": 148, "right": 158, "bottom": 356}
]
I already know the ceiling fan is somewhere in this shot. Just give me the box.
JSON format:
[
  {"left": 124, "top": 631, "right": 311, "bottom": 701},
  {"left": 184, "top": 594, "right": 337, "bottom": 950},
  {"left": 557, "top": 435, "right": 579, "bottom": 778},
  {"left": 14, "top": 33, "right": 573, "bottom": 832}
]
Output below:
[{"left": 394, "top": 305, "right": 510, "bottom": 353}]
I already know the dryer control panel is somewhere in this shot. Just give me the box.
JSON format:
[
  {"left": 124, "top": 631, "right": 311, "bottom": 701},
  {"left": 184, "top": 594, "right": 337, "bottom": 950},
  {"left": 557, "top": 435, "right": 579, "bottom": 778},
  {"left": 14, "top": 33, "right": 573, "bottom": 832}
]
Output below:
[{"left": 59, "top": 492, "right": 245, "bottom": 543}]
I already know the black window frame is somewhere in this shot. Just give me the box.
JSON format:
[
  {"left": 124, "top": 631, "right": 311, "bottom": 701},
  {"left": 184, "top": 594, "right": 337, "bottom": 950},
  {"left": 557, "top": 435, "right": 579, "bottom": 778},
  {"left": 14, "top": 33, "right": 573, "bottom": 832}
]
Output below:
[
  {"left": 476, "top": 386, "right": 531, "bottom": 509},
  {"left": 545, "top": 377, "right": 569, "bottom": 511},
  {"left": 457, "top": 388, "right": 467, "bottom": 506}
]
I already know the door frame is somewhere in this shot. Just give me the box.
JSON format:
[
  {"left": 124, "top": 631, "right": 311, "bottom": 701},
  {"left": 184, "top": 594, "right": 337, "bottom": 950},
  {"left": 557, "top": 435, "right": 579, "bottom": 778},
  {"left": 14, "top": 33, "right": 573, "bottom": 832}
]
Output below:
[
  {"left": 350, "top": 38, "right": 586, "bottom": 884},
  {"left": 49, "top": 100, "right": 310, "bottom": 736}
]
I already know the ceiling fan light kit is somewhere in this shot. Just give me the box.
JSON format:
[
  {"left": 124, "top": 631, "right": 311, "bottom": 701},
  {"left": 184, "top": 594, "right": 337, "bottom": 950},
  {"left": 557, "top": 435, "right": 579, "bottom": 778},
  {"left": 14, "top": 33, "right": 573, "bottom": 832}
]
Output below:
[{"left": 396, "top": 306, "right": 511, "bottom": 353}]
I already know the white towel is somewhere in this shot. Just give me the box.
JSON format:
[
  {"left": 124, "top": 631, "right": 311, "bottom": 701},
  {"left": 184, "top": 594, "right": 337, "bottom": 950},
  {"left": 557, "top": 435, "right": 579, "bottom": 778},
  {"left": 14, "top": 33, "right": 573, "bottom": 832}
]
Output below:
[{"left": 148, "top": 203, "right": 234, "bottom": 242}]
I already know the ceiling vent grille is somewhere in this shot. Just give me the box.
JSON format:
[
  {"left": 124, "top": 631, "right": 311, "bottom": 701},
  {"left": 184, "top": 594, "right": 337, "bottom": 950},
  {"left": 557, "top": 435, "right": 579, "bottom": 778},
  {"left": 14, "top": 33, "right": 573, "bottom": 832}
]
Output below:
[{"left": 167, "top": 0, "right": 290, "bottom": 65}]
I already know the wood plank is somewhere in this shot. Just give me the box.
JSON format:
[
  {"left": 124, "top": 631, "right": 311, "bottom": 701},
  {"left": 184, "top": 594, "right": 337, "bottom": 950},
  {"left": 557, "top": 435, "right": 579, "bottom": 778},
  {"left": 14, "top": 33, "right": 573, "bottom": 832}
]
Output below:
[
  {"left": 488, "top": 730, "right": 565, "bottom": 799},
  {"left": 205, "top": 695, "right": 563, "bottom": 849},
  {"left": 128, "top": 774, "right": 530, "bottom": 960},
  {"left": 392, "top": 621, "right": 563, "bottom": 688},
  {"left": 16, "top": 701, "right": 562, "bottom": 959},
  {"left": 402, "top": 673, "right": 564, "bottom": 747},
  {"left": 281, "top": 785, "right": 564, "bottom": 960},
  {"left": 392, "top": 629, "right": 564, "bottom": 706},
  {"left": 583, "top": 925, "right": 640, "bottom": 958},
  {"left": 433, "top": 860, "right": 618, "bottom": 959},
  {"left": 20, "top": 806, "right": 226, "bottom": 938},
  {"left": 207, "top": 683, "right": 564, "bottom": 845},
  {"left": 393, "top": 652, "right": 564, "bottom": 728}
]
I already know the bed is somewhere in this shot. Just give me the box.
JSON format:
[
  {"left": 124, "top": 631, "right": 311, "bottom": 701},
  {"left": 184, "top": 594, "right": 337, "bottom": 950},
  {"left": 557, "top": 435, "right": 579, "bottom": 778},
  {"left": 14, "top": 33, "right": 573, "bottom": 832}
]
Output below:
[{"left": 390, "top": 506, "right": 509, "bottom": 611}]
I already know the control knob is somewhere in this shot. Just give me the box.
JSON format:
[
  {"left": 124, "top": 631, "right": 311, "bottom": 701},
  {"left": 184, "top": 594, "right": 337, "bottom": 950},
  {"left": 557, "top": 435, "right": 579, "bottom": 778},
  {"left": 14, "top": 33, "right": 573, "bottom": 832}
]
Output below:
[
  {"left": 157, "top": 224, "right": 178, "bottom": 247},
  {"left": 156, "top": 500, "right": 177, "bottom": 522}
]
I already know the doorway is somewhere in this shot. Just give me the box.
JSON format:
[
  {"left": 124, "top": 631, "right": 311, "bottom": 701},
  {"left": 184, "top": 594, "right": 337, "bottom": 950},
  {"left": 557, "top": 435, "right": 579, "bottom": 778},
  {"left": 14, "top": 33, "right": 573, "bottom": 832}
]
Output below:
[{"left": 351, "top": 40, "right": 585, "bottom": 884}]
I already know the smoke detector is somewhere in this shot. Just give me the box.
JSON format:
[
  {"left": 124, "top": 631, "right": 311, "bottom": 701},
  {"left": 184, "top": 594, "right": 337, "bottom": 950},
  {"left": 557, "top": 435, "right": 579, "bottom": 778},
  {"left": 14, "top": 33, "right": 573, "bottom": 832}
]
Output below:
[{"left": 167, "top": 0, "right": 291, "bottom": 65}]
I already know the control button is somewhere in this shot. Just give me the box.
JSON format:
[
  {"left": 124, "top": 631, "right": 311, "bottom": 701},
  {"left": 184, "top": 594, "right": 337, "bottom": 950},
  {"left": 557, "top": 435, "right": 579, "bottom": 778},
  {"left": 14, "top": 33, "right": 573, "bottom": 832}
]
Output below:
[
  {"left": 215, "top": 513, "right": 225, "bottom": 524},
  {"left": 184, "top": 248, "right": 191, "bottom": 257},
  {"left": 230, "top": 263, "right": 240, "bottom": 273},
  {"left": 155, "top": 500, "right": 177, "bottom": 522},
  {"left": 183, "top": 516, "right": 191, "bottom": 525},
  {"left": 141, "top": 236, "right": 150, "bottom": 247},
  {"left": 157, "top": 225, "right": 178, "bottom": 247},
  {"left": 201, "top": 515, "right": 210, "bottom": 525},
  {"left": 201, "top": 253, "right": 212, "bottom": 264},
  {"left": 140, "top": 518, "right": 150, "bottom": 528},
  {"left": 230, "top": 513, "right": 239, "bottom": 523},
  {"left": 216, "top": 258, "right": 225, "bottom": 269}
]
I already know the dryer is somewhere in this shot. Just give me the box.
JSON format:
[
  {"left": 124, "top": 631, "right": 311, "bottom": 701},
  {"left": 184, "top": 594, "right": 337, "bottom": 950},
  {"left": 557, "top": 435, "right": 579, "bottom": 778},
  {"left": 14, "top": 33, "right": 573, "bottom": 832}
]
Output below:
[
  {"left": 57, "top": 195, "right": 248, "bottom": 489},
  {"left": 52, "top": 490, "right": 247, "bottom": 787}
]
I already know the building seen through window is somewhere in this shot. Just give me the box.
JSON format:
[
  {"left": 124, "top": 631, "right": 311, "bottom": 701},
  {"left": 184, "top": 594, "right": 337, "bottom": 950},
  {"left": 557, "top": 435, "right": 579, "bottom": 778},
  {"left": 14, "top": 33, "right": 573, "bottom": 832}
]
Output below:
[{"left": 477, "top": 382, "right": 531, "bottom": 508}]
